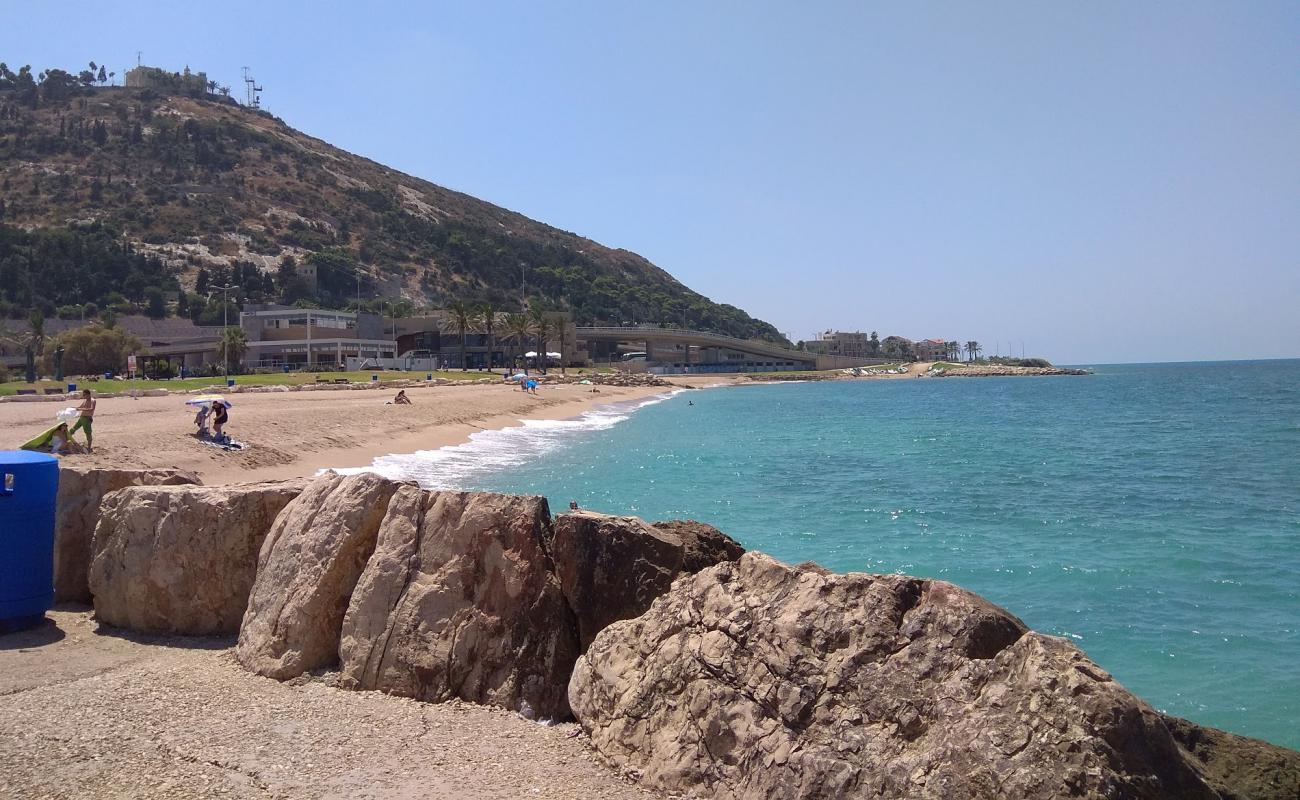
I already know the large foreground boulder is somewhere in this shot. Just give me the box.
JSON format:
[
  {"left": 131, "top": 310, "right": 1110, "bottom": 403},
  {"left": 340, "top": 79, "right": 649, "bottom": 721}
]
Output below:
[
  {"left": 550, "top": 512, "right": 744, "bottom": 651},
  {"left": 55, "top": 466, "right": 200, "bottom": 603},
  {"left": 570, "top": 552, "right": 1221, "bottom": 800},
  {"left": 236, "top": 472, "right": 403, "bottom": 679},
  {"left": 339, "top": 489, "right": 578, "bottom": 719},
  {"left": 87, "top": 481, "right": 304, "bottom": 634}
]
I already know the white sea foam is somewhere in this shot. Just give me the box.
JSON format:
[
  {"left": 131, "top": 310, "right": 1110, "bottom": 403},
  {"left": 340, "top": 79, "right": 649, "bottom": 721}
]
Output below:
[{"left": 331, "top": 389, "right": 685, "bottom": 489}]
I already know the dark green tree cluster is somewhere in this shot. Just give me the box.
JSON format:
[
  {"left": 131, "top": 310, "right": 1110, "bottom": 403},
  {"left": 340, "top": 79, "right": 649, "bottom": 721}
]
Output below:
[{"left": 0, "top": 222, "right": 178, "bottom": 319}]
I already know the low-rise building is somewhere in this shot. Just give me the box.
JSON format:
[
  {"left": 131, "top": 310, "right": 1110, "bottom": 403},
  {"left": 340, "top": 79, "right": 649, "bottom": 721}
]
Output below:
[
  {"left": 239, "top": 307, "right": 395, "bottom": 369},
  {"left": 913, "top": 338, "right": 950, "bottom": 361},
  {"left": 803, "top": 330, "right": 873, "bottom": 359}
]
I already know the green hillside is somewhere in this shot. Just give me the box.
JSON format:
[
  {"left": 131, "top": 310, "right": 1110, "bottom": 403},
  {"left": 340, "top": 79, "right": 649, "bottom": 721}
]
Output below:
[{"left": 0, "top": 62, "right": 788, "bottom": 343}]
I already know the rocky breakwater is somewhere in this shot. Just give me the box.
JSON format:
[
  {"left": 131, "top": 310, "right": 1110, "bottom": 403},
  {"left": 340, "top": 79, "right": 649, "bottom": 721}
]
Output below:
[
  {"left": 569, "top": 553, "right": 1299, "bottom": 800},
  {"left": 933, "top": 364, "right": 1089, "bottom": 377},
  {"left": 53, "top": 466, "right": 201, "bottom": 603},
  {"left": 234, "top": 482, "right": 742, "bottom": 719},
  {"left": 87, "top": 480, "right": 304, "bottom": 634}
]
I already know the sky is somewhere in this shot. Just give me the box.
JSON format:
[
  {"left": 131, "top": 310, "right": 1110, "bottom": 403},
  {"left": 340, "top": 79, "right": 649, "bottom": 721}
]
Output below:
[{"left": 3, "top": 1, "right": 1297, "bottom": 363}]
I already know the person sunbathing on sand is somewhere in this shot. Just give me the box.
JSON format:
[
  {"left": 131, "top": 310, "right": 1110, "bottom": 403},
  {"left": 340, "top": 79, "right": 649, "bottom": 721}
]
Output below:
[{"left": 393, "top": 390, "right": 412, "bottom": 405}]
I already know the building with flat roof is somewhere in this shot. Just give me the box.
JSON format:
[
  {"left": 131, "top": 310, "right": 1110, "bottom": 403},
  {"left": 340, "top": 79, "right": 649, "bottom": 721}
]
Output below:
[
  {"left": 802, "top": 330, "right": 874, "bottom": 359},
  {"left": 239, "top": 307, "right": 395, "bottom": 369}
]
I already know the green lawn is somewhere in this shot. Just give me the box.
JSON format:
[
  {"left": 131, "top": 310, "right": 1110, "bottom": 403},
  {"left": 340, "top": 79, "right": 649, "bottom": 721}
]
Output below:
[
  {"left": 929, "top": 362, "right": 966, "bottom": 371},
  {"left": 0, "top": 370, "right": 501, "bottom": 396}
]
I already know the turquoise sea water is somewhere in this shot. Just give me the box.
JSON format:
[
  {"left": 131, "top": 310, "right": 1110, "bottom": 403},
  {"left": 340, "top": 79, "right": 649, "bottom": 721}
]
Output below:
[{"left": 354, "top": 361, "right": 1300, "bottom": 748}]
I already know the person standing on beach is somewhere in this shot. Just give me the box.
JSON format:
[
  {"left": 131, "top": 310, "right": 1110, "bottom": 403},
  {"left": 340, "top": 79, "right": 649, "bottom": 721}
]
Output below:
[
  {"left": 212, "top": 400, "right": 229, "bottom": 441},
  {"left": 69, "top": 389, "right": 95, "bottom": 453}
]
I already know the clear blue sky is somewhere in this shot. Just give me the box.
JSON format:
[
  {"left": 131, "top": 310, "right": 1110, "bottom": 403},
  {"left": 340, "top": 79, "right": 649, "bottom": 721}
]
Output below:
[{"left": 5, "top": 1, "right": 1297, "bottom": 363}]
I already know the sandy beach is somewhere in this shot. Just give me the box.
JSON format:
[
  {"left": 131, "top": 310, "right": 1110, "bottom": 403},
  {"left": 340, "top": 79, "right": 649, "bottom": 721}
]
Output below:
[
  {"left": 0, "top": 376, "right": 741, "bottom": 799},
  {"left": 0, "top": 376, "right": 732, "bottom": 486}
]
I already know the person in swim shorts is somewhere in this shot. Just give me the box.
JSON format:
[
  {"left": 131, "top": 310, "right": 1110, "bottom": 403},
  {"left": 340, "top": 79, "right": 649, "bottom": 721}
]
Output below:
[{"left": 69, "top": 389, "right": 95, "bottom": 453}]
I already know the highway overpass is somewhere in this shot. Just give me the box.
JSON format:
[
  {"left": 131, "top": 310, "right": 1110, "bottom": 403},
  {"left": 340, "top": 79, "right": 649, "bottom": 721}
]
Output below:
[{"left": 575, "top": 326, "right": 884, "bottom": 372}]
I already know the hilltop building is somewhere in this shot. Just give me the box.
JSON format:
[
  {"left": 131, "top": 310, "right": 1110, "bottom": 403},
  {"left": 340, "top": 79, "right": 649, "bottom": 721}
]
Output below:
[{"left": 123, "top": 65, "right": 208, "bottom": 93}]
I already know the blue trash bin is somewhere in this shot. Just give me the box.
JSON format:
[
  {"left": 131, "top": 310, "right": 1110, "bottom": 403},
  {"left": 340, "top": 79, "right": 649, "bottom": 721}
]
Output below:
[
  {"left": 66, "top": 382, "right": 77, "bottom": 394},
  {"left": 227, "top": 378, "right": 236, "bottom": 387},
  {"left": 0, "top": 451, "right": 59, "bottom": 632}
]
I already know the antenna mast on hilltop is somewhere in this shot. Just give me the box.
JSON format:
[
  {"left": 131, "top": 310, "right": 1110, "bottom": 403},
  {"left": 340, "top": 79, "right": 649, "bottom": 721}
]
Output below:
[{"left": 241, "top": 66, "right": 263, "bottom": 108}]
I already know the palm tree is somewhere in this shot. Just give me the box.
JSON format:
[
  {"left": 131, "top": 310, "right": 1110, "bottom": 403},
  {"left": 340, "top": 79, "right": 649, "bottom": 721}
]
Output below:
[
  {"left": 503, "top": 313, "right": 531, "bottom": 373},
  {"left": 446, "top": 300, "right": 475, "bottom": 371},
  {"left": 971, "top": 341, "right": 982, "bottom": 362},
  {"left": 4, "top": 311, "right": 48, "bottom": 383},
  {"left": 550, "top": 315, "right": 569, "bottom": 375},
  {"left": 476, "top": 302, "right": 497, "bottom": 373},
  {"left": 527, "top": 305, "right": 549, "bottom": 373},
  {"left": 217, "top": 327, "right": 248, "bottom": 371}
]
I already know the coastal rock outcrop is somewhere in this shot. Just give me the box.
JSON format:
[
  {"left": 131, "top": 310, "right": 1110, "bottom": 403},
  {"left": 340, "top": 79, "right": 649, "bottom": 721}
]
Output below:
[
  {"left": 339, "top": 489, "right": 578, "bottom": 719},
  {"left": 550, "top": 512, "right": 744, "bottom": 651},
  {"left": 1161, "top": 714, "right": 1300, "bottom": 800},
  {"left": 87, "top": 481, "right": 303, "bottom": 634},
  {"left": 235, "top": 472, "right": 403, "bottom": 680},
  {"left": 54, "top": 466, "right": 201, "bottom": 603},
  {"left": 569, "top": 552, "right": 1219, "bottom": 800}
]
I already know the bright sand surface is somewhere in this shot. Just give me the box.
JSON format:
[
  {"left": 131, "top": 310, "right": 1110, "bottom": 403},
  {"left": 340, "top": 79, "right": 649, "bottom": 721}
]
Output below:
[
  {"left": 0, "top": 376, "right": 732, "bottom": 485},
  {"left": 0, "top": 376, "right": 738, "bottom": 799}
]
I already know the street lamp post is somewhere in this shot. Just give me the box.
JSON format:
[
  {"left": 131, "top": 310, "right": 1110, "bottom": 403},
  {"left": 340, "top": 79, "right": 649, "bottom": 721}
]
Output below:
[{"left": 212, "top": 283, "right": 237, "bottom": 379}]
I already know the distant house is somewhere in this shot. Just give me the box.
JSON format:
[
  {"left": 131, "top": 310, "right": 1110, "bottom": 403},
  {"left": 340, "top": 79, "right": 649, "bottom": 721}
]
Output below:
[
  {"left": 913, "top": 338, "right": 949, "bottom": 360},
  {"left": 803, "top": 330, "right": 872, "bottom": 359}
]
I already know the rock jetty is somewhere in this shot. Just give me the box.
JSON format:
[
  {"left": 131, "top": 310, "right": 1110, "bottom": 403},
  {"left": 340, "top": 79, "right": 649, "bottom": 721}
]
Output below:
[
  {"left": 64, "top": 468, "right": 1297, "bottom": 799},
  {"left": 931, "top": 364, "right": 1089, "bottom": 377}
]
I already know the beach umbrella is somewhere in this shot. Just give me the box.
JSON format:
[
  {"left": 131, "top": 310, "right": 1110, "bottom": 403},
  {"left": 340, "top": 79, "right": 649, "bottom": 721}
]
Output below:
[
  {"left": 578, "top": 380, "right": 593, "bottom": 385},
  {"left": 508, "top": 373, "right": 528, "bottom": 381},
  {"left": 185, "top": 395, "right": 232, "bottom": 408},
  {"left": 524, "top": 351, "right": 538, "bottom": 358},
  {"left": 545, "top": 352, "right": 561, "bottom": 359}
]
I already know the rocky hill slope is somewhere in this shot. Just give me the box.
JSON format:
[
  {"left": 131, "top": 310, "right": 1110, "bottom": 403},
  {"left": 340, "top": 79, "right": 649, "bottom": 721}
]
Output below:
[{"left": 0, "top": 72, "right": 785, "bottom": 342}]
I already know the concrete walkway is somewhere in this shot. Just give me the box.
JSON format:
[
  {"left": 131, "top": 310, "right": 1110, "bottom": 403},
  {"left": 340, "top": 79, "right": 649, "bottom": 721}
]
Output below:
[{"left": 0, "top": 610, "right": 661, "bottom": 800}]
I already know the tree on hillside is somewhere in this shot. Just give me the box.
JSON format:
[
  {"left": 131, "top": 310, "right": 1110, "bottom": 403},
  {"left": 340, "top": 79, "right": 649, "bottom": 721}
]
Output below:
[
  {"left": 195, "top": 267, "right": 210, "bottom": 296},
  {"left": 476, "top": 301, "right": 497, "bottom": 373},
  {"left": 446, "top": 300, "right": 475, "bottom": 371},
  {"left": 144, "top": 287, "right": 167, "bottom": 319}
]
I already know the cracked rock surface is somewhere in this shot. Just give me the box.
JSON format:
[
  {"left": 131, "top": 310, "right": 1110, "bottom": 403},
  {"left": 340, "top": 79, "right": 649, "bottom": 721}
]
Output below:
[
  {"left": 54, "top": 466, "right": 201, "bottom": 603},
  {"left": 0, "top": 611, "right": 660, "bottom": 800},
  {"left": 339, "top": 488, "right": 579, "bottom": 719},
  {"left": 570, "top": 552, "right": 1222, "bottom": 799},
  {"left": 88, "top": 480, "right": 304, "bottom": 635}
]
